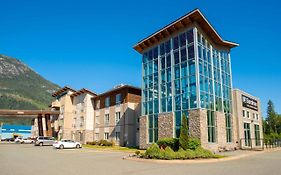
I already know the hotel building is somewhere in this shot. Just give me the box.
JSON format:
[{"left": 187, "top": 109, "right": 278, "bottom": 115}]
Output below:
[
  {"left": 48, "top": 85, "right": 141, "bottom": 146},
  {"left": 92, "top": 85, "right": 141, "bottom": 147},
  {"left": 134, "top": 9, "right": 243, "bottom": 151}
]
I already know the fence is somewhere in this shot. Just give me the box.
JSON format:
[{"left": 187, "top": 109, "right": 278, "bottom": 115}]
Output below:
[{"left": 240, "top": 138, "right": 281, "bottom": 150}]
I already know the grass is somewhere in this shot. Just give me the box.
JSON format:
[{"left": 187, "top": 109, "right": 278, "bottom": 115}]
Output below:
[{"left": 83, "top": 144, "right": 145, "bottom": 153}]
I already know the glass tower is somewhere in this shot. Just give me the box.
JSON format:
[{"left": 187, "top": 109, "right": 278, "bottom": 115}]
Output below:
[{"left": 141, "top": 27, "right": 233, "bottom": 143}]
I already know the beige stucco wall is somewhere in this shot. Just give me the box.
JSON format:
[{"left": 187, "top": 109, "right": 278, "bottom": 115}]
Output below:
[
  {"left": 232, "top": 89, "right": 263, "bottom": 148},
  {"left": 94, "top": 102, "right": 140, "bottom": 147}
]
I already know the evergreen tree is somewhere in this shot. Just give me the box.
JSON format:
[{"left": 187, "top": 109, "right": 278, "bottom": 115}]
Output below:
[
  {"left": 179, "top": 113, "right": 189, "bottom": 150},
  {"left": 267, "top": 100, "right": 277, "bottom": 133}
]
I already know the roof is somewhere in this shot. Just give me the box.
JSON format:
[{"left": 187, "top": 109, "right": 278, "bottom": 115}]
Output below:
[
  {"left": 133, "top": 9, "right": 238, "bottom": 53},
  {"left": 92, "top": 85, "right": 141, "bottom": 100},
  {"left": 52, "top": 86, "right": 76, "bottom": 97},
  {"left": 70, "top": 88, "right": 97, "bottom": 97}
]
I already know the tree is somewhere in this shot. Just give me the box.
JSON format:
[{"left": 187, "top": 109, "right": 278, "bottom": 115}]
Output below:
[
  {"left": 179, "top": 113, "right": 189, "bottom": 150},
  {"left": 266, "top": 100, "right": 278, "bottom": 133}
]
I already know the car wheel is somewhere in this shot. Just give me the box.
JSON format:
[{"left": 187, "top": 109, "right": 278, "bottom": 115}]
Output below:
[
  {"left": 39, "top": 142, "right": 43, "bottom": 146},
  {"left": 76, "top": 144, "right": 80, "bottom": 149},
  {"left": 59, "top": 145, "right": 64, "bottom": 149},
  {"left": 30, "top": 141, "right": 34, "bottom": 144}
]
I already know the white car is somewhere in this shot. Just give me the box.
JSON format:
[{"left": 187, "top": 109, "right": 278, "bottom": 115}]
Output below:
[
  {"left": 20, "top": 138, "right": 35, "bottom": 144},
  {"left": 53, "top": 139, "right": 82, "bottom": 149},
  {"left": 15, "top": 137, "right": 23, "bottom": 143}
]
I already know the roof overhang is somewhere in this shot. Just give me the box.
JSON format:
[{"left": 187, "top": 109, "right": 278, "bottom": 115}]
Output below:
[
  {"left": 92, "top": 85, "right": 141, "bottom": 100},
  {"left": 52, "top": 86, "right": 76, "bottom": 97},
  {"left": 133, "top": 9, "right": 239, "bottom": 53},
  {"left": 70, "top": 88, "right": 97, "bottom": 97}
]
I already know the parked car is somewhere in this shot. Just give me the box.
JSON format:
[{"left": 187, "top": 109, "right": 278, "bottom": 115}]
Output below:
[
  {"left": 34, "top": 136, "right": 55, "bottom": 146},
  {"left": 20, "top": 138, "right": 35, "bottom": 144},
  {"left": 15, "top": 137, "right": 23, "bottom": 143},
  {"left": 53, "top": 139, "right": 82, "bottom": 149}
]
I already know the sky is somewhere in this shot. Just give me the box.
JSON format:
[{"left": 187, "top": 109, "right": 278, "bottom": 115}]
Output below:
[{"left": 0, "top": 0, "right": 280, "bottom": 115}]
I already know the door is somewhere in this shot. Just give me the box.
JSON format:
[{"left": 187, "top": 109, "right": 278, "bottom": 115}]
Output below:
[{"left": 244, "top": 123, "right": 251, "bottom": 147}]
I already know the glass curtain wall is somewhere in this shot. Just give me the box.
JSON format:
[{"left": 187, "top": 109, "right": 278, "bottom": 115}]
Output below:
[{"left": 142, "top": 27, "right": 233, "bottom": 143}]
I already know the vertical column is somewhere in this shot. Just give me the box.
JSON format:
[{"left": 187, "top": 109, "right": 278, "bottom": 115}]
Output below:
[
  {"left": 193, "top": 27, "right": 200, "bottom": 108},
  {"left": 38, "top": 115, "right": 43, "bottom": 136},
  {"left": 46, "top": 114, "right": 52, "bottom": 137},
  {"left": 42, "top": 115, "right": 47, "bottom": 137}
]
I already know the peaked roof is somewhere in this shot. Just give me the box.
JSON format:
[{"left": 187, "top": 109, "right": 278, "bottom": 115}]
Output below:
[
  {"left": 52, "top": 86, "right": 76, "bottom": 97},
  {"left": 70, "top": 88, "right": 97, "bottom": 97},
  {"left": 133, "top": 9, "right": 238, "bottom": 53}
]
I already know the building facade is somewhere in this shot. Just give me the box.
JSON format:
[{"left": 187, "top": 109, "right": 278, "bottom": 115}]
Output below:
[
  {"left": 51, "top": 86, "right": 76, "bottom": 140},
  {"left": 232, "top": 89, "right": 263, "bottom": 149},
  {"left": 134, "top": 9, "right": 240, "bottom": 151},
  {"left": 70, "top": 89, "right": 96, "bottom": 144},
  {"left": 46, "top": 85, "right": 141, "bottom": 146},
  {"left": 93, "top": 85, "right": 141, "bottom": 147}
]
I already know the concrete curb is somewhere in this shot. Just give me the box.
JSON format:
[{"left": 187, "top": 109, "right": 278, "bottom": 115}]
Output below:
[{"left": 125, "top": 148, "right": 281, "bottom": 164}]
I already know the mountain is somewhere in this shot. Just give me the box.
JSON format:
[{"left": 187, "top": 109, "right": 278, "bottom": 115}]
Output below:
[{"left": 0, "top": 54, "right": 60, "bottom": 125}]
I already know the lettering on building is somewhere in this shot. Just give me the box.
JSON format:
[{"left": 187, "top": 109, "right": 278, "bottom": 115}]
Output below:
[{"left": 242, "top": 95, "right": 258, "bottom": 111}]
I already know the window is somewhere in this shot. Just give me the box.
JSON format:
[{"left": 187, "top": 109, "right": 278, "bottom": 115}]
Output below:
[
  {"left": 252, "top": 113, "right": 255, "bottom": 120},
  {"left": 105, "top": 97, "right": 110, "bottom": 108},
  {"left": 256, "top": 114, "right": 259, "bottom": 120},
  {"left": 225, "top": 114, "right": 232, "bottom": 142},
  {"left": 116, "top": 94, "right": 122, "bottom": 105},
  {"left": 244, "top": 123, "right": 251, "bottom": 147},
  {"left": 243, "top": 110, "right": 246, "bottom": 117},
  {"left": 254, "top": 125, "right": 261, "bottom": 146},
  {"left": 115, "top": 112, "right": 121, "bottom": 125},
  {"left": 95, "top": 100, "right": 100, "bottom": 110},
  {"left": 104, "top": 132, "right": 109, "bottom": 140},
  {"left": 207, "top": 111, "right": 216, "bottom": 143},
  {"left": 80, "top": 116, "right": 84, "bottom": 127},
  {"left": 247, "top": 111, "right": 250, "bottom": 118},
  {"left": 115, "top": 132, "right": 120, "bottom": 141},
  {"left": 148, "top": 114, "right": 158, "bottom": 143},
  {"left": 95, "top": 116, "right": 100, "bottom": 127},
  {"left": 95, "top": 133, "right": 99, "bottom": 140},
  {"left": 104, "top": 114, "right": 110, "bottom": 126}
]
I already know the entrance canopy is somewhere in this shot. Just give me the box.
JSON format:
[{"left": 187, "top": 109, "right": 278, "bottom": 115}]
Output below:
[{"left": 0, "top": 109, "right": 59, "bottom": 118}]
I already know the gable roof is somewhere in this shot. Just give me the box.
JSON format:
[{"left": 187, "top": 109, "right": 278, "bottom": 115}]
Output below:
[{"left": 133, "top": 8, "right": 238, "bottom": 53}]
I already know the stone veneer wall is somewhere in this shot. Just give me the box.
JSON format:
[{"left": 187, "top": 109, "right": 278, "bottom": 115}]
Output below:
[
  {"left": 189, "top": 109, "right": 237, "bottom": 152},
  {"left": 139, "top": 115, "right": 150, "bottom": 149},
  {"left": 189, "top": 109, "right": 208, "bottom": 147},
  {"left": 158, "top": 112, "right": 174, "bottom": 139}
]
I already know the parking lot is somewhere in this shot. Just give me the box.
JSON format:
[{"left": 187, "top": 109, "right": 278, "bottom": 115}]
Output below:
[{"left": 1, "top": 143, "right": 281, "bottom": 175}]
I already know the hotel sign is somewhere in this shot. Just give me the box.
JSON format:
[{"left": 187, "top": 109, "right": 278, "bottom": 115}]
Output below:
[{"left": 242, "top": 95, "right": 258, "bottom": 111}]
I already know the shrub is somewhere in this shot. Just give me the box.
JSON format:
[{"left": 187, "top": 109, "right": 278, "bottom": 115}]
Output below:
[
  {"left": 185, "top": 149, "right": 196, "bottom": 159},
  {"left": 86, "top": 141, "right": 98, "bottom": 145},
  {"left": 187, "top": 138, "right": 201, "bottom": 150},
  {"left": 144, "top": 143, "right": 161, "bottom": 159},
  {"left": 194, "top": 147, "right": 214, "bottom": 158},
  {"left": 162, "top": 146, "right": 176, "bottom": 160},
  {"left": 175, "top": 148, "right": 187, "bottom": 159},
  {"left": 135, "top": 150, "right": 140, "bottom": 156},
  {"left": 98, "top": 140, "right": 114, "bottom": 146},
  {"left": 179, "top": 113, "right": 189, "bottom": 150},
  {"left": 157, "top": 138, "right": 179, "bottom": 151}
]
